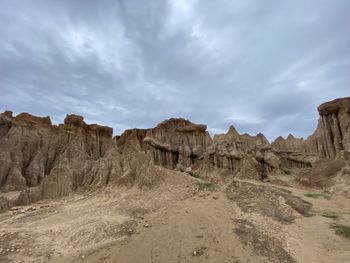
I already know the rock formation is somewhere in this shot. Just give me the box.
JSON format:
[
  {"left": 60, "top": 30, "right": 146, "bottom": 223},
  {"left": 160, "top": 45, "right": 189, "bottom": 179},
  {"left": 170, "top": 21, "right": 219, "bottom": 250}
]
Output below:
[
  {"left": 0, "top": 112, "right": 114, "bottom": 211},
  {"left": 311, "top": 97, "right": 350, "bottom": 158},
  {"left": 1, "top": 97, "right": 349, "bottom": 212},
  {"left": 271, "top": 134, "right": 316, "bottom": 169},
  {"left": 272, "top": 97, "right": 350, "bottom": 161},
  {"left": 117, "top": 118, "right": 212, "bottom": 171},
  {"left": 200, "top": 125, "right": 280, "bottom": 180}
]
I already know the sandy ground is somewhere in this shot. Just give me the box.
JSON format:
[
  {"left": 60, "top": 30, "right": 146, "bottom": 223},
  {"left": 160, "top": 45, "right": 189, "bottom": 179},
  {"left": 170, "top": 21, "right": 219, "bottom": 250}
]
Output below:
[{"left": 0, "top": 169, "right": 349, "bottom": 263}]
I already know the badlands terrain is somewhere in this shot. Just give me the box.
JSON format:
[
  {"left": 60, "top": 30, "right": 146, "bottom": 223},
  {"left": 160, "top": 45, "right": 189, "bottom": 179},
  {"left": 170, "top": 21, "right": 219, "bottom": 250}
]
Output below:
[{"left": 0, "top": 97, "right": 350, "bottom": 263}]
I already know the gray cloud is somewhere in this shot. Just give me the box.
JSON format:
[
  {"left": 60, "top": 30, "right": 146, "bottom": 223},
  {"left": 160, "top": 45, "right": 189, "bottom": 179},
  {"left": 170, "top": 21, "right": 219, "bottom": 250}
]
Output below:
[{"left": 0, "top": 0, "right": 349, "bottom": 141}]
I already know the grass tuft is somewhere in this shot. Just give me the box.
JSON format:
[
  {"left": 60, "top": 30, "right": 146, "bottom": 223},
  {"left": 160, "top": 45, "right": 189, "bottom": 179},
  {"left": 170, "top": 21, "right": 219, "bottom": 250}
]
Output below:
[
  {"left": 304, "top": 192, "right": 331, "bottom": 200},
  {"left": 331, "top": 224, "right": 350, "bottom": 239},
  {"left": 196, "top": 182, "right": 216, "bottom": 191}
]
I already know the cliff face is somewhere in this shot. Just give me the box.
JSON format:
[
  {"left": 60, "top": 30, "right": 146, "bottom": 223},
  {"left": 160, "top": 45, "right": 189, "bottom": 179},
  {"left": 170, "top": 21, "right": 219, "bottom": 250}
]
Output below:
[
  {"left": 115, "top": 118, "right": 212, "bottom": 171},
  {"left": 144, "top": 118, "right": 212, "bottom": 170},
  {"left": 201, "top": 125, "right": 280, "bottom": 180},
  {"left": 311, "top": 97, "right": 350, "bottom": 158},
  {"left": 1, "top": 97, "right": 349, "bottom": 212},
  {"left": 272, "top": 97, "right": 350, "bottom": 160},
  {"left": 0, "top": 112, "right": 114, "bottom": 210}
]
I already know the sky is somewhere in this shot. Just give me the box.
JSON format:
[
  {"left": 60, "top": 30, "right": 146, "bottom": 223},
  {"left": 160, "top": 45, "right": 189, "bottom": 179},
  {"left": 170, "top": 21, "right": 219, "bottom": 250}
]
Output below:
[{"left": 0, "top": 0, "right": 349, "bottom": 141}]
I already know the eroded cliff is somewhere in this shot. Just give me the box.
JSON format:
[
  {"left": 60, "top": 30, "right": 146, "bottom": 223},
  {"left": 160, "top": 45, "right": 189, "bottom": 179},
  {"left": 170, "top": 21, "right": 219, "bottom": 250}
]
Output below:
[
  {"left": 272, "top": 97, "right": 350, "bottom": 160},
  {"left": 1, "top": 97, "right": 349, "bottom": 212},
  {"left": 0, "top": 112, "right": 114, "bottom": 210}
]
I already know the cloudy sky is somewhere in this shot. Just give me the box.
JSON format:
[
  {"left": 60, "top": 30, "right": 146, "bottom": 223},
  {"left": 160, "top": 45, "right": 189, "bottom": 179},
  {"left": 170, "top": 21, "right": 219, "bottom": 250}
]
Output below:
[{"left": 0, "top": 0, "right": 349, "bottom": 141}]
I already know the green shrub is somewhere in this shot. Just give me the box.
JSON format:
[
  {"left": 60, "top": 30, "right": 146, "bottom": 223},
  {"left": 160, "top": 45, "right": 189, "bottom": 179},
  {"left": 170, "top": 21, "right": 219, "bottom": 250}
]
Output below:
[
  {"left": 304, "top": 192, "right": 331, "bottom": 200},
  {"left": 331, "top": 224, "right": 350, "bottom": 239},
  {"left": 196, "top": 182, "right": 216, "bottom": 191}
]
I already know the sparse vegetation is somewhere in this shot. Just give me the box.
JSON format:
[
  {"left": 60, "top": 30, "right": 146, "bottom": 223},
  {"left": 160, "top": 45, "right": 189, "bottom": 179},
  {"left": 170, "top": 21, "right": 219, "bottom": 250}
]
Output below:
[
  {"left": 304, "top": 192, "right": 331, "bottom": 200},
  {"left": 283, "top": 169, "right": 292, "bottom": 175},
  {"left": 303, "top": 210, "right": 316, "bottom": 217},
  {"left": 303, "top": 209, "right": 338, "bottom": 219},
  {"left": 190, "top": 173, "right": 200, "bottom": 178},
  {"left": 331, "top": 224, "right": 350, "bottom": 239},
  {"left": 196, "top": 182, "right": 216, "bottom": 191},
  {"left": 321, "top": 212, "right": 338, "bottom": 219}
]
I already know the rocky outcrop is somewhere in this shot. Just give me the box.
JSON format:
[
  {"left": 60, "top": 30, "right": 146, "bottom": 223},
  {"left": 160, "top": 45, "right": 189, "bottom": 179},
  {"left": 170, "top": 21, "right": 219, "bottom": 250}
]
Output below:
[
  {"left": 129, "top": 120, "right": 282, "bottom": 180},
  {"left": 271, "top": 135, "right": 316, "bottom": 169},
  {"left": 310, "top": 97, "right": 350, "bottom": 158},
  {"left": 117, "top": 118, "right": 212, "bottom": 171},
  {"left": 272, "top": 97, "right": 350, "bottom": 161},
  {"left": 200, "top": 125, "right": 280, "bottom": 180},
  {"left": 272, "top": 134, "right": 306, "bottom": 153},
  {"left": 0, "top": 112, "right": 115, "bottom": 210},
  {"left": 1, "top": 97, "right": 349, "bottom": 212},
  {"left": 144, "top": 118, "right": 211, "bottom": 170},
  {"left": 0, "top": 115, "right": 213, "bottom": 212}
]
